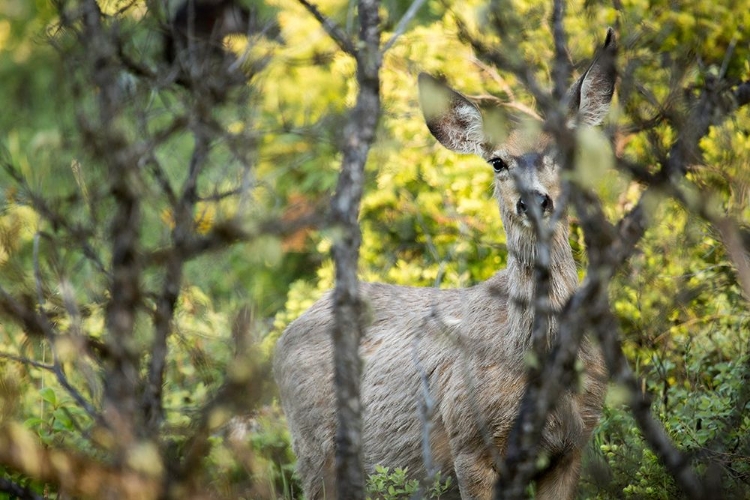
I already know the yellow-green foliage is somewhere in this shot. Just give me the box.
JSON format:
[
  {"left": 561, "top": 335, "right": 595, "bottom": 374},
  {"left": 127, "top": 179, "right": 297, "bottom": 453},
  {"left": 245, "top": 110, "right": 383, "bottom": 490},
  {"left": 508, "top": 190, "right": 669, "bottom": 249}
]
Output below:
[{"left": 1, "top": 0, "right": 750, "bottom": 497}]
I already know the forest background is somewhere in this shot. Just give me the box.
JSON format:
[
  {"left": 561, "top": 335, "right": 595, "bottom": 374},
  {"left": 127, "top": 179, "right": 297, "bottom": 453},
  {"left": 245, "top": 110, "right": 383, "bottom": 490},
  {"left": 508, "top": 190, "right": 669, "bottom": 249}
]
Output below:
[{"left": 0, "top": 0, "right": 749, "bottom": 498}]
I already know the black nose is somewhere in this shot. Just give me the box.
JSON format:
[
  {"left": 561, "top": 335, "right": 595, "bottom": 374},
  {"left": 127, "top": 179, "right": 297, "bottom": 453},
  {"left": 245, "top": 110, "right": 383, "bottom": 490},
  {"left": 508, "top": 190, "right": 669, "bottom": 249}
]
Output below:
[{"left": 516, "top": 191, "right": 553, "bottom": 216}]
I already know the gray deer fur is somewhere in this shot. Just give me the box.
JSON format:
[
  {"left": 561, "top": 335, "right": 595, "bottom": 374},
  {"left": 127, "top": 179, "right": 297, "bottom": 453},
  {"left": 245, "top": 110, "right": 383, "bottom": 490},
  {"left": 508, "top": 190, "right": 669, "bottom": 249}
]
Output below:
[{"left": 274, "top": 29, "right": 617, "bottom": 500}]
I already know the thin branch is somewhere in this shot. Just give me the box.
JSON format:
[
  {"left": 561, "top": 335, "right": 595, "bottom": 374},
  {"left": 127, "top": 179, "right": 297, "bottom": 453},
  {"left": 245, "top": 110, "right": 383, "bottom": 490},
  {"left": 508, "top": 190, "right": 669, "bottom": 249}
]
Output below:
[
  {"left": 298, "top": 0, "right": 357, "bottom": 56},
  {"left": 0, "top": 352, "right": 56, "bottom": 372},
  {"left": 382, "top": 0, "right": 429, "bottom": 53},
  {"left": 142, "top": 129, "right": 209, "bottom": 435},
  {"left": 470, "top": 57, "right": 542, "bottom": 120},
  {"left": 145, "top": 210, "right": 326, "bottom": 266},
  {"left": 328, "top": 0, "right": 382, "bottom": 497},
  {"left": 453, "top": 14, "right": 551, "bottom": 110},
  {"left": 596, "top": 313, "right": 708, "bottom": 499},
  {"left": 111, "top": 0, "right": 139, "bottom": 17},
  {"left": 0, "top": 477, "right": 44, "bottom": 500},
  {"left": 0, "top": 285, "right": 101, "bottom": 421},
  {"left": 143, "top": 154, "right": 178, "bottom": 206},
  {"left": 197, "top": 187, "right": 244, "bottom": 203},
  {"left": 1, "top": 160, "right": 107, "bottom": 275},
  {"left": 551, "top": 0, "right": 569, "bottom": 101}
]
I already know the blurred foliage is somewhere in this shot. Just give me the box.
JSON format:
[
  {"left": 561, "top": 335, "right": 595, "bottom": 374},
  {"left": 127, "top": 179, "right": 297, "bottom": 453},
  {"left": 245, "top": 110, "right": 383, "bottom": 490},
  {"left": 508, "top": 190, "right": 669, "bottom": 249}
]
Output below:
[
  {"left": 366, "top": 465, "right": 453, "bottom": 499},
  {"left": 0, "top": 0, "right": 749, "bottom": 498}
]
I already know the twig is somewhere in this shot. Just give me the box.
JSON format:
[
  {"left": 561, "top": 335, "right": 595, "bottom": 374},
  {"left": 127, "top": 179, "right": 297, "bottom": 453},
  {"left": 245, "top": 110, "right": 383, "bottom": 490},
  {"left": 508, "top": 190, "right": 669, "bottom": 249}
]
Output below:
[
  {"left": 0, "top": 285, "right": 100, "bottom": 421},
  {"left": 328, "top": 0, "right": 382, "bottom": 497},
  {"left": 143, "top": 129, "right": 209, "bottom": 435},
  {"left": 718, "top": 34, "right": 738, "bottom": 81},
  {"left": 198, "top": 187, "right": 244, "bottom": 202},
  {"left": 453, "top": 14, "right": 552, "bottom": 111},
  {"left": 0, "top": 352, "right": 56, "bottom": 372},
  {"left": 1, "top": 160, "right": 108, "bottom": 275},
  {"left": 470, "top": 57, "right": 542, "bottom": 120},
  {"left": 0, "top": 477, "right": 44, "bottom": 500},
  {"left": 298, "top": 0, "right": 357, "bottom": 56},
  {"left": 112, "top": 0, "right": 139, "bottom": 17},
  {"left": 551, "top": 0, "right": 570, "bottom": 101},
  {"left": 596, "top": 313, "right": 708, "bottom": 499},
  {"left": 382, "top": 0, "right": 429, "bottom": 53},
  {"left": 145, "top": 210, "right": 326, "bottom": 266}
]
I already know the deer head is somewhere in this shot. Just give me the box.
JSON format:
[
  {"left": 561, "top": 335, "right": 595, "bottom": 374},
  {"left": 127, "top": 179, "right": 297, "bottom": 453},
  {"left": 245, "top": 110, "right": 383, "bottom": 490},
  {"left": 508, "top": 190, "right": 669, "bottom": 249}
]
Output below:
[{"left": 418, "top": 30, "right": 616, "bottom": 249}]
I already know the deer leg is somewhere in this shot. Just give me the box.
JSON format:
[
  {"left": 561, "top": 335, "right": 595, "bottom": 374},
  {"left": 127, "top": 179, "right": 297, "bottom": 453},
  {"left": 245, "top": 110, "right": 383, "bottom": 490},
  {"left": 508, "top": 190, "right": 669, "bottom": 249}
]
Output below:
[
  {"left": 300, "top": 453, "right": 336, "bottom": 500},
  {"left": 453, "top": 450, "right": 497, "bottom": 500},
  {"left": 534, "top": 449, "right": 582, "bottom": 500}
]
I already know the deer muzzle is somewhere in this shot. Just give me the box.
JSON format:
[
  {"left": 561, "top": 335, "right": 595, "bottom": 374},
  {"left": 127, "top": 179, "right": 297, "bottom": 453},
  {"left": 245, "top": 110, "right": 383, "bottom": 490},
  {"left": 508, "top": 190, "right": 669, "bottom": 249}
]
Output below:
[{"left": 516, "top": 191, "right": 553, "bottom": 217}]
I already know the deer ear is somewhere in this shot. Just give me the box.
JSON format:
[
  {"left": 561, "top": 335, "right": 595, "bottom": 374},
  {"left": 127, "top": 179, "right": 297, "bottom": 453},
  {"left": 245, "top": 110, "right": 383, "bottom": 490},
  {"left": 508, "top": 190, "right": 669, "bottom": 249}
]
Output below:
[
  {"left": 567, "top": 28, "right": 617, "bottom": 126},
  {"left": 418, "top": 73, "right": 485, "bottom": 155}
]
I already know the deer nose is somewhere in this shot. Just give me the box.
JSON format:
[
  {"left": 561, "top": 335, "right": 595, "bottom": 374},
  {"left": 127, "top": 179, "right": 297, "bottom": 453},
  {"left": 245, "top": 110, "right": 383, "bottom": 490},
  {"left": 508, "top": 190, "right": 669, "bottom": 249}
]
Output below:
[{"left": 516, "top": 191, "right": 553, "bottom": 216}]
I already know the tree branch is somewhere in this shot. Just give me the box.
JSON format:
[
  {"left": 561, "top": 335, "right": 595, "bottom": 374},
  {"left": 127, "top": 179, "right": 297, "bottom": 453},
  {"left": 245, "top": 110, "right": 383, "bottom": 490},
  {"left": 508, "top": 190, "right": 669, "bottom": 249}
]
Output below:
[
  {"left": 595, "top": 313, "right": 708, "bottom": 499},
  {"left": 142, "top": 124, "right": 210, "bottom": 436},
  {"left": 551, "top": 0, "right": 570, "bottom": 102},
  {"left": 453, "top": 13, "right": 552, "bottom": 111},
  {"left": 0, "top": 284, "right": 101, "bottom": 421},
  {"left": 1, "top": 160, "right": 108, "bottom": 275},
  {"left": 382, "top": 0, "right": 429, "bottom": 53},
  {"left": 328, "top": 0, "right": 382, "bottom": 498},
  {"left": 298, "top": 0, "right": 357, "bottom": 56},
  {"left": 0, "top": 476, "right": 44, "bottom": 500}
]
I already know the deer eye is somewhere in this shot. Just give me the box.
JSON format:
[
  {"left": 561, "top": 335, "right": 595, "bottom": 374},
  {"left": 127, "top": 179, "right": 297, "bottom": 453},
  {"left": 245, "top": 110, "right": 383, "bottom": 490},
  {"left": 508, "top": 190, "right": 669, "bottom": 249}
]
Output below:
[{"left": 489, "top": 158, "right": 508, "bottom": 173}]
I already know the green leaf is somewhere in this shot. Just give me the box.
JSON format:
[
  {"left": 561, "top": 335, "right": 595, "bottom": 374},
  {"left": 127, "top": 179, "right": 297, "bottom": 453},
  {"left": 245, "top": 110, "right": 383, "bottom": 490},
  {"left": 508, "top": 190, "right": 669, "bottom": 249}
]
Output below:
[{"left": 39, "top": 387, "right": 57, "bottom": 407}]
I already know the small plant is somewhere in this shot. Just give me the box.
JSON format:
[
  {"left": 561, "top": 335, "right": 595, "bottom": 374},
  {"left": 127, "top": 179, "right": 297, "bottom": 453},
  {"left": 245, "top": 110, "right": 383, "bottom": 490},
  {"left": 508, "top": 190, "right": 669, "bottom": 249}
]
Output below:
[
  {"left": 427, "top": 472, "right": 453, "bottom": 499},
  {"left": 366, "top": 465, "right": 453, "bottom": 500}
]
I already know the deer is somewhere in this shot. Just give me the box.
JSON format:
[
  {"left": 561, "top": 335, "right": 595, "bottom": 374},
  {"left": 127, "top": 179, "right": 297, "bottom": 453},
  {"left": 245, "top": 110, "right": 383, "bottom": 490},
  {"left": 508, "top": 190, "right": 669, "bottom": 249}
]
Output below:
[{"left": 273, "top": 29, "right": 616, "bottom": 500}]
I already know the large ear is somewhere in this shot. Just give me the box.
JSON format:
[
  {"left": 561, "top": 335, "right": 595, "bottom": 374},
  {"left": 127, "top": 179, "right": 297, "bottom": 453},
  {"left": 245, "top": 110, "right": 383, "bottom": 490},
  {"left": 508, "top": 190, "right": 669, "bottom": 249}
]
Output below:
[
  {"left": 418, "top": 73, "right": 485, "bottom": 155},
  {"left": 567, "top": 28, "right": 617, "bottom": 126}
]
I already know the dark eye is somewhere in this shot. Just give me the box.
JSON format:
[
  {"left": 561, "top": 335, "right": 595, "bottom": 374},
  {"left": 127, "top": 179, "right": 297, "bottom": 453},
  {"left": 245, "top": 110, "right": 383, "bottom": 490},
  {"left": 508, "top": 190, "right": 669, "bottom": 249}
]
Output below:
[{"left": 489, "top": 158, "right": 508, "bottom": 173}]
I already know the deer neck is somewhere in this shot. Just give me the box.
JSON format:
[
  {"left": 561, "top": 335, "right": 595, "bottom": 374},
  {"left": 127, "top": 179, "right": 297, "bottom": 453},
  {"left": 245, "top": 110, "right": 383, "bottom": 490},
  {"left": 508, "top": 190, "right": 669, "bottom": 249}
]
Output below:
[{"left": 504, "top": 218, "right": 578, "bottom": 350}]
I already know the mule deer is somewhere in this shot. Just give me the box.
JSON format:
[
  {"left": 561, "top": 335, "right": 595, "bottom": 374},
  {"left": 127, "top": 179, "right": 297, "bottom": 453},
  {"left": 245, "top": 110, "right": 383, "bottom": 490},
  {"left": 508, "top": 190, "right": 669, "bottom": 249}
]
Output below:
[{"left": 274, "top": 30, "right": 616, "bottom": 500}]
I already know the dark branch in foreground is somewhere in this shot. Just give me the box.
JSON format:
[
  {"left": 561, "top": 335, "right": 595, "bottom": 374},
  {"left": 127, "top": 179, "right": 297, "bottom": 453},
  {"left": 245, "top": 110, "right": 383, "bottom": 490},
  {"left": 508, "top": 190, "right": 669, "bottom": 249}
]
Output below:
[
  {"left": 596, "top": 312, "right": 709, "bottom": 500},
  {"left": 0, "top": 477, "right": 44, "bottom": 500},
  {"left": 328, "top": 0, "right": 382, "bottom": 497},
  {"left": 489, "top": 18, "right": 750, "bottom": 500},
  {"left": 297, "top": 0, "right": 357, "bottom": 55}
]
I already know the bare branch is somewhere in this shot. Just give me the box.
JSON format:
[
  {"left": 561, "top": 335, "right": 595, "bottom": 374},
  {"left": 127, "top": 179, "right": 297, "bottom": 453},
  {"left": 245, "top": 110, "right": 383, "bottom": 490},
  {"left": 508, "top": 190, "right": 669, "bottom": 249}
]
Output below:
[
  {"left": 142, "top": 129, "right": 210, "bottom": 435},
  {"left": 145, "top": 210, "right": 326, "bottom": 266},
  {"left": 328, "top": 0, "right": 382, "bottom": 497},
  {"left": 595, "top": 313, "right": 708, "bottom": 499},
  {"left": 1, "top": 160, "right": 107, "bottom": 275},
  {"left": 0, "top": 352, "right": 56, "bottom": 372},
  {"left": 453, "top": 13, "right": 552, "bottom": 110},
  {"left": 551, "top": 0, "right": 570, "bottom": 101},
  {"left": 298, "top": 0, "right": 357, "bottom": 56},
  {"left": 0, "top": 476, "right": 44, "bottom": 500},
  {"left": 382, "top": 0, "right": 429, "bottom": 53},
  {"left": 0, "top": 282, "right": 100, "bottom": 421},
  {"left": 470, "top": 57, "right": 543, "bottom": 120}
]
